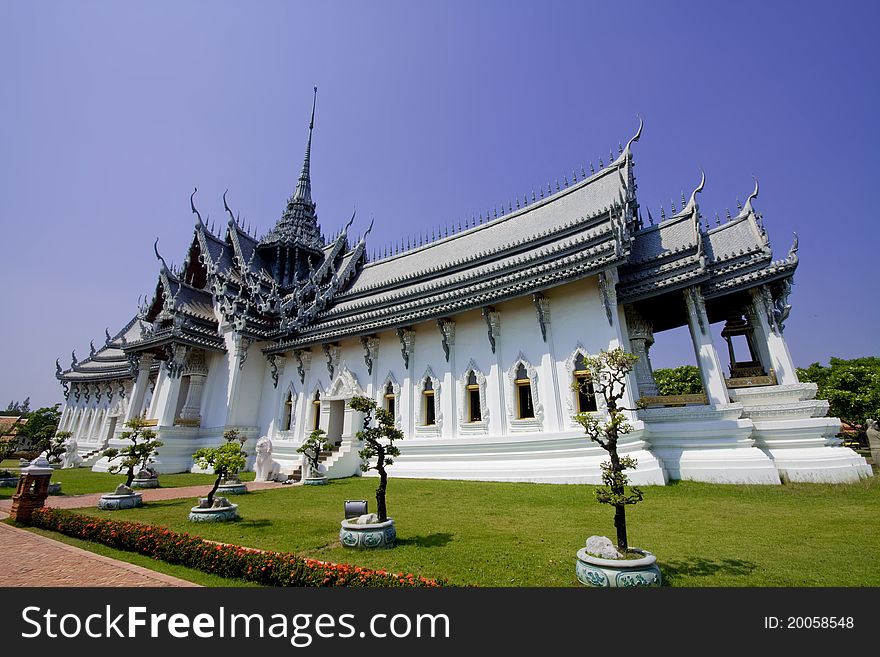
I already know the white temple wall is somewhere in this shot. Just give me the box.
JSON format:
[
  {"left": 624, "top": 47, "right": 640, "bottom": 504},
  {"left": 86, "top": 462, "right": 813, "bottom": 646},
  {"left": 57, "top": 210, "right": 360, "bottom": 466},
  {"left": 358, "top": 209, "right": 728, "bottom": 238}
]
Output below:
[
  {"left": 226, "top": 341, "right": 267, "bottom": 428},
  {"left": 450, "top": 309, "right": 496, "bottom": 435},
  {"left": 199, "top": 351, "right": 230, "bottom": 430}
]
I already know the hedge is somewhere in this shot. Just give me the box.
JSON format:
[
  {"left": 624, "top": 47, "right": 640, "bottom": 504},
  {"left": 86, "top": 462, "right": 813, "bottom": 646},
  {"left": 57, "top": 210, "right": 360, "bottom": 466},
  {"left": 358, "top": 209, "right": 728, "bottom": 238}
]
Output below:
[{"left": 30, "top": 507, "right": 445, "bottom": 588}]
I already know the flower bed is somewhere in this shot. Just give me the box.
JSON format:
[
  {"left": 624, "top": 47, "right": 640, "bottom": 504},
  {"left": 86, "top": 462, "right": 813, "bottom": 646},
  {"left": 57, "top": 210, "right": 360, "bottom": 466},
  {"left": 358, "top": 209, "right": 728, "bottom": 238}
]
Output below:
[{"left": 30, "top": 508, "right": 444, "bottom": 588}]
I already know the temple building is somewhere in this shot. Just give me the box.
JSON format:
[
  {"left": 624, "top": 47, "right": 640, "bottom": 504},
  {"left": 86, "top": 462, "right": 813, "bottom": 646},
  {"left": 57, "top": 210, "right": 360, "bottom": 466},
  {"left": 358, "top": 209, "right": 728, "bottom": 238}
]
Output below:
[{"left": 55, "top": 91, "right": 871, "bottom": 485}]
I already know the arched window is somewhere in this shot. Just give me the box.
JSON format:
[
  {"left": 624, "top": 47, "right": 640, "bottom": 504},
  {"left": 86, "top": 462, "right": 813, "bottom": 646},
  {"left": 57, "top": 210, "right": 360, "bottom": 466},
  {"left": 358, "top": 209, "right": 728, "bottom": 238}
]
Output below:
[
  {"left": 515, "top": 363, "right": 535, "bottom": 419},
  {"left": 574, "top": 353, "right": 598, "bottom": 413},
  {"left": 466, "top": 371, "right": 482, "bottom": 422},
  {"left": 312, "top": 390, "right": 321, "bottom": 431},
  {"left": 422, "top": 377, "right": 436, "bottom": 426},
  {"left": 282, "top": 390, "right": 293, "bottom": 431},
  {"left": 384, "top": 381, "right": 395, "bottom": 419}
]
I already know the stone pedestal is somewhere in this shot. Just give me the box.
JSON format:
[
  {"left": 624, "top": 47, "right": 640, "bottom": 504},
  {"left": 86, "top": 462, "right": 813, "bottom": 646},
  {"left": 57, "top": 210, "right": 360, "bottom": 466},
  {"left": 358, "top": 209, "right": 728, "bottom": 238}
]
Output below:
[
  {"left": 9, "top": 457, "right": 54, "bottom": 524},
  {"left": 340, "top": 518, "right": 396, "bottom": 549}
]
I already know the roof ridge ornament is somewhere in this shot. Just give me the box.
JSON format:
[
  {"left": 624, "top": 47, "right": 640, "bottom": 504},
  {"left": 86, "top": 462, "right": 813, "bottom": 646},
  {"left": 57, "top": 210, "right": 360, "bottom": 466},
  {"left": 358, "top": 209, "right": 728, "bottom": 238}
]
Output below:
[
  {"left": 741, "top": 176, "right": 759, "bottom": 216},
  {"left": 153, "top": 238, "right": 170, "bottom": 274},
  {"left": 191, "top": 187, "right": 204, "bottom": 227},
  {"left": 623, "top": 115, "right": 643, "bottom": 157},
  {"left": 684, "top": 169, "right": 706, "bottom": 214},
  {"left": 787, "top": 232, "right": 798, "bottom": 263},
  {"left": 223, "top": 189, "right": 237, "bottom": 227}
]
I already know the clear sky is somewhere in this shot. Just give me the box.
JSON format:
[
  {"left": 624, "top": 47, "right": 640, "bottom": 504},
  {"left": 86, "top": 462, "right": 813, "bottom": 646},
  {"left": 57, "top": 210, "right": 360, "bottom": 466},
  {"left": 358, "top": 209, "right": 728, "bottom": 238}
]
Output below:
[{"left": 1, "top": 0, "right": 877, "bottom": 409}]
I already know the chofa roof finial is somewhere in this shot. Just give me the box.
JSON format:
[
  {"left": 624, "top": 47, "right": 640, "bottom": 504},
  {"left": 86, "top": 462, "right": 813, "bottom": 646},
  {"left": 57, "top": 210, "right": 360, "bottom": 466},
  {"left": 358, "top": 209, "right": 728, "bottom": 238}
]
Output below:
[
  {"left": 191, "top": 187, "right": 204, "bottom": 226},
  {"left": 741, "top": 176, "right": 759, "bottom": 216},
  {"left": 787, "top": 232, "right": 798, "bottom": 262},
  {"left": 223, "top": 189, "right": 237, "bottom": 227},
  {"left": 153, "top": 238, "right": 170, "bottom": 274},
  {"left": 623, "top": 115, "right": 643, "bottom": 156},
  {"left": 684, "top": 169, "right": 706, "bottom": 213}
]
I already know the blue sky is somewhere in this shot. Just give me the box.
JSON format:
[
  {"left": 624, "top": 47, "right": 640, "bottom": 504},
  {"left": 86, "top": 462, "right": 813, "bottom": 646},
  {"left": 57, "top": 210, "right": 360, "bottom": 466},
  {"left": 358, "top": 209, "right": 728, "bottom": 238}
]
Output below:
[{"left": 1, "top": 0, "right": 877, "bottom": 408}]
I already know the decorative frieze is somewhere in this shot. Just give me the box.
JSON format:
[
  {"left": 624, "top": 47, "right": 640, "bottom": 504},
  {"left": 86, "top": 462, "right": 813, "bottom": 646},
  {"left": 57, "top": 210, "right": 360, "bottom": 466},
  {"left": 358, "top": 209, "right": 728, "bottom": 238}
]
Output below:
[{"left": 437, "top": 319, "right": 456, "bottom": 362}]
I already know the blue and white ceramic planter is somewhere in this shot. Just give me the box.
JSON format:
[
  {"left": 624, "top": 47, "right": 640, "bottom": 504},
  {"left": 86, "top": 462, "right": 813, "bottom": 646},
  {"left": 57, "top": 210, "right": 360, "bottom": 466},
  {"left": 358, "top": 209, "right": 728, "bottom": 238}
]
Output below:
[
  {"left": 97, "top": 493, "right": 143, "bottom": 511},
  {"left": 217, "top": 482, "right": 248, "bottom": 495},
  {"left": 339, "top": 518, "right": 396, "bottom": 549},
  {"left": 0, "top": 477, "right": 19, "bottom": 488},
  {"left": 575, "top": 547, "right": 662, "bottom": 587},
  {"left": 131, "top": 478, "right": 160, "bottom": 489},
  {"left": 303, "top": 476, "right": 328, "bottom": 486},
  {"left": 188, "top": 503, "right": 239, "bottom": 522}
]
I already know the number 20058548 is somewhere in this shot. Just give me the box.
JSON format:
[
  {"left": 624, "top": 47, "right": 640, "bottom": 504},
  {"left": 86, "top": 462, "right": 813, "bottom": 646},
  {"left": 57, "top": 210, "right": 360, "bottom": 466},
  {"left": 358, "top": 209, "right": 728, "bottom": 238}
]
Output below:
[{"left": 764, "top": 617, "right": 854, "bottom": 629}]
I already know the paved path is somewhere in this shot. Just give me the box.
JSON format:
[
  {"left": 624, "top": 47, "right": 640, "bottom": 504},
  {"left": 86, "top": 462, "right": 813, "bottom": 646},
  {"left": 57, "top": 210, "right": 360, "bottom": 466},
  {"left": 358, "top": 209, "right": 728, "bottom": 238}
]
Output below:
[
  {"left": 0, "top": 520, "right": 199, "bottom": 587},
  {"left": 0, "top": 480, "right": 283, "bottom": 513},
  {"left": 0, "top": 480, "right": 285, "bottom": 587}
]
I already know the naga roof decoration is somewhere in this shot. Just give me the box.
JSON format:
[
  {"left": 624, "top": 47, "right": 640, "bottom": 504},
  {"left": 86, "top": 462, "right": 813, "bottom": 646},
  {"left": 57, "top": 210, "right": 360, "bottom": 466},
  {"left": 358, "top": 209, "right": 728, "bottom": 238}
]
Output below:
[{"left": 58, "top": 107, "right": 798, "bottom": 371}]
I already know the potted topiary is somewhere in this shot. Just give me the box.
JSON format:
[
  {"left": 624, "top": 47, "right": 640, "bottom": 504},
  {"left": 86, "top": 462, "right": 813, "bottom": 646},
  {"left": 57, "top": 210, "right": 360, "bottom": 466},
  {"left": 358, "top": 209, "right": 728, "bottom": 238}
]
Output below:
[
  {"left": 42, "top": 432, "right": 68, "bottom": 469},
  {"left": 340, "top": 396, "right": 403, "bottom": 549},
  {"left": 297, "top": 428, "right": 332, "bottom": 485},
  {"left": 216, "top": 429, "right": 248, "bottom": 495},
  {"left": 189, "top": 438, "right": 246, "bottom": 521},
  {"left": 97, "top": 417, "right": 163, "bottom": 510},
  {"left": 573, "top": 348, "right": 661, "bottom": 587}
]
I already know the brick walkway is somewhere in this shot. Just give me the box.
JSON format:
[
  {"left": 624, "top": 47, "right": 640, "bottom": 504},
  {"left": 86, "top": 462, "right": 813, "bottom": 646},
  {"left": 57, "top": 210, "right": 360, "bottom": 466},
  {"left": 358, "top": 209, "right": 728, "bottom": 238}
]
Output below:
[
  {"left": 0, "top": 480, "right": 285, "bottom": 587},
  {"left": 0, "top": 521, "right": 199, "bottom": 587},
  {"left": 0, "top": 480, "right": 283, "bottom": 513}
]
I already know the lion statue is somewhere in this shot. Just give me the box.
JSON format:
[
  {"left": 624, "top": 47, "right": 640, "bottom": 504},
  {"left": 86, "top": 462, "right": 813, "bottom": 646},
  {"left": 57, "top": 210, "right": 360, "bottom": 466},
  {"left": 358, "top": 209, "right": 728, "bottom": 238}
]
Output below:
[
  {"left": 60, "top": 438, "right": 83, "bottom": 469},
  {"left": 254, "top": 436, "right": 282, "bottom": 482}
]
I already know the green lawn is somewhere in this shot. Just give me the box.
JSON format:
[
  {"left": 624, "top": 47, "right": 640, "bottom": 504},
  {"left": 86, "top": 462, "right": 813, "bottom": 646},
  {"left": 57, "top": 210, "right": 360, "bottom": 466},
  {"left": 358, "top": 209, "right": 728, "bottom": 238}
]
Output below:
[
  {"left": 0, "top": 466, "right": 255, "bottom": 498},
  {"left": 59, "top": 474, "right": 880, "bottom": 587}
]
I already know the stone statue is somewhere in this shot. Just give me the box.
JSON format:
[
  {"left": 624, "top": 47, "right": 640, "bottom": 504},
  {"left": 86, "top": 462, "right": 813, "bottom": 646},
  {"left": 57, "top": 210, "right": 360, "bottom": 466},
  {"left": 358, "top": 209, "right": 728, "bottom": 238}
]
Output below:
[
  {"left": 866, "top": 419, "right": 880, "bottom": 470},
  {"left": 60, "top": 439, "right": 83, "bottom": 469},
  {"left": 254, "top": 437, "right": 282, "bottom": 482}
]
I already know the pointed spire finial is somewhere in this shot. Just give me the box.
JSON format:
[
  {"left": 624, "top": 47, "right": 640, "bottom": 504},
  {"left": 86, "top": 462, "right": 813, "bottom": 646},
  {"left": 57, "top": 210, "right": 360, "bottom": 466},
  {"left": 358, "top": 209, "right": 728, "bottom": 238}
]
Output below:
[
  {"left": 154, "top": 238, "right": 170, "bottom": 273},
  {"left": 293, "top": 87, "right": 318, "bottom": 205}
]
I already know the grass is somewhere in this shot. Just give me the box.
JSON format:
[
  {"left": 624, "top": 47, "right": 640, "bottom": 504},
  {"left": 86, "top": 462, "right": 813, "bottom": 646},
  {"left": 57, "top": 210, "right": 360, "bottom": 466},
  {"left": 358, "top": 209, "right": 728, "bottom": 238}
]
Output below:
[
  {"left": 9, "top": 523, "right": 262, "bottom": 587},
  {"left": 56, "top": 474, "right": 880, "bottom": 587},
  {"left": 0, "top": 466, "right": 255, "bottom": 498}
]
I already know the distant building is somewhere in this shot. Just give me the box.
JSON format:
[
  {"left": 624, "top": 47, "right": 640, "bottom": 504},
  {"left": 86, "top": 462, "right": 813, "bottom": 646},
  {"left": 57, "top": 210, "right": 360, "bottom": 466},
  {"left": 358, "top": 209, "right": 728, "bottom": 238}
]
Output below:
[{"left": 55, "top": 92, "right": 871, "bottom": 484}]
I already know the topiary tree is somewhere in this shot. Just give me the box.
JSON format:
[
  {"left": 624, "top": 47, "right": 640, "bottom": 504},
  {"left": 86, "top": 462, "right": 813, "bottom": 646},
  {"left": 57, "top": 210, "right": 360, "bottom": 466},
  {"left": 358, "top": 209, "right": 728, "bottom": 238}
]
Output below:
[
  {"left": 45, "top": 431, "right": 72, "bottom": 464},
  {"left": 349, "top": 395, "right": 404, "bottom": 523},
  {"left": 192, "top": 440, "right": 247, "bottom": 506},
  {"left": 574, "top": 348, "right": 645, "bottom": 554},
  {"left": 16, "top": 405, "right": 61, "bottom": 454},
  {"left": 102, "top": 418, "right": 163, "bottom": 487},
  {"left": 297, "top": 428, "right": 332, "bottom": 478}
]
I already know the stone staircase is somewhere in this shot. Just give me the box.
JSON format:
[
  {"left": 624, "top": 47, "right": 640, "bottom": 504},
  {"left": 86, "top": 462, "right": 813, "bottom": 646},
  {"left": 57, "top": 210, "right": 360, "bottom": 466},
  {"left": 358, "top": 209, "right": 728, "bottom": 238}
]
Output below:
[
  {"left": 287, "top": 439, "right": 344, "bottom": 482},
  {"left": 80, "top": 447, "right": 106, "bottom": 467}
]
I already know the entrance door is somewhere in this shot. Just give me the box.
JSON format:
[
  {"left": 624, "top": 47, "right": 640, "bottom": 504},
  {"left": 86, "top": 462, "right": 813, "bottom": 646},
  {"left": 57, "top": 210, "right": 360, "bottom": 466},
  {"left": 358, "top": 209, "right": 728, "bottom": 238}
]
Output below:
[{"left": 326, "top": 400, "right": 345, "bottom": 442}]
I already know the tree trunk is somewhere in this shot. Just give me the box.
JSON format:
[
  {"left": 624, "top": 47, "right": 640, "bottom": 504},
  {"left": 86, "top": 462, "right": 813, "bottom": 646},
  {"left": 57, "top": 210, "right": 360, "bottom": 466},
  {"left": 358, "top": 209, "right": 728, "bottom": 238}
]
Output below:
[
  {"left": 125, "top": 466, "right": 135, "bottom": 488},
  {"left": 614, "top": 504, "right": 628, "bottom": 553},
  {"left": 207, "top": 468, "right": 223, "bottom": 506}
]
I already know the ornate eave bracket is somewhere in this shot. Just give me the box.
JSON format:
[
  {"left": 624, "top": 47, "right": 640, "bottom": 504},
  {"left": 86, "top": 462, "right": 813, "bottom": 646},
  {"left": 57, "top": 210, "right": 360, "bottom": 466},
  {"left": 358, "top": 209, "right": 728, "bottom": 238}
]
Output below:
[
  {"left": 293, "top": 349, "right": 311, "bottom": 384},
  {"left": 684, "top": 287, "right": 707, "bottom": 335},
  {"left": 532, "top": 293, "right": 550, "bottom": 342},
  {"left": 482, "top": 307, "right": 500, "bottom": 353},
  {"left": 323, "top": 343, "right": 340, "bottom": 379},
  {"left": 61, "top": 381, "right": 70, "bottom": 400},
  {"left": 234, "top": 335, "right": 254, "bottom": 371},
  {"left": 396, "top": 328, "right": 415, "bottom": 369},
  {"left": 360, "top": 336, "right": 379, "bottom": 375},
  {"left": 598, "top": 271, "right": 615, "bottom": 326},
  {"left": 437, "top": 319, "right": 456, "bottom": 362}
]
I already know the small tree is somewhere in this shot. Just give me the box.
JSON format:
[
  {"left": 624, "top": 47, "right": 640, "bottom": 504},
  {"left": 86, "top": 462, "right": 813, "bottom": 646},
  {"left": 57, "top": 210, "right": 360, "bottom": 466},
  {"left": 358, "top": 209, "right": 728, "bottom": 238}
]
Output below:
[
  {"left": 349, "top": 395, "right": 403, "bottom": 523},
  {"left": 102, "top": 418, "right": 163, "bottom": 487},
  {"left": 16, "top": 405, "right": 61, "bottom": 454},
  {"left": 193, "top": 440, "right": 247, "bottom": 506},
  {"left": 297, "top": 428, "right": 332, "bottom": 478},
  {"left": 45, "top": 431, "right": 73, "bottom": 464},
  {"left": 574, "top": 348, "right": 645, "bottom": 554},
  {"left": 653, "top": 365, "right": 704, "bottom": 396}
]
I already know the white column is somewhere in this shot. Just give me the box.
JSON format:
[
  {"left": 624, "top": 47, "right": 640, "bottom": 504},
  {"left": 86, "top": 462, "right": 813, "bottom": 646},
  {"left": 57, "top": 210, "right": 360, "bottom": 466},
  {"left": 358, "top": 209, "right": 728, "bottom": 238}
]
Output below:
[
  {"left": 749, "top": 287, "right": 799, "bottom": 385},
  {"left": 178, "top": 349, "right": 209, "bottom": 424},
  {"left": 125, "top": 355, "right": 153, "bottom": 422},
  {"left": 438, "top": 320, "right": 456, "bottom": 438},
  {"left": 683, "top": 287, "right": 728, "bottom": 405},
  {"left": 485, "top": 310, "right": 506, "bottom": 437},
  {"left": 155, "top": 345, "right": 187, "bottom": 427},
  {"left": 624, "top": 305, "right": 660, "bottom": 397}
]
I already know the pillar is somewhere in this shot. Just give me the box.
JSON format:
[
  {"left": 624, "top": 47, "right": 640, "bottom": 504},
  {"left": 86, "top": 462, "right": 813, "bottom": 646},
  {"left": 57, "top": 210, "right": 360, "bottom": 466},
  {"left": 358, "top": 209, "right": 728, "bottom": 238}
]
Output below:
[
  {"left": 683, "top": 287, "right": 728, "bottom": 405},
  {"left": 155, "top": 345, "right": 187, "bottom": 427},
  {"left": 9, "top": 456, "right": 53, "bottom": 524},
  {"left": 748, "top": 286, "right": 799, "bottom": 385},
  {"left": 624, "top": 305, "right": 660, "bottom": 397},
  {"left": 178, "top": 349, "right": 209, "bottom": 425},
  {"left": 125, "top": 354, "right": 154, "bottom": 422}
]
